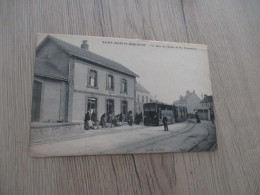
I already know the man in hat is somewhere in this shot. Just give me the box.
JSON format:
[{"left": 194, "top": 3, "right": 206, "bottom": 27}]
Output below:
[{"left": 162, "top": 114, "right": 168, "bottom": 131}]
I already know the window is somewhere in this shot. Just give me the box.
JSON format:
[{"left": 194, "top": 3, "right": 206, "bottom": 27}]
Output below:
[
  {"left": 146, "top": 96, "right": 148, "bottom": 102},
  {"left": 121, "top": 79, "right": 127, "bottom": 93},
  {"left": 142, "top": 96, "right": 144, "bottom": 102},
  {"left": 107, "top": 75, "right": 114, "bottom": 90},
  {"left": 137, "top": 95, "right": 140, "bottom": 102},
  {"left": 88, "top": 70, "right": 97, "bottom": 87}
]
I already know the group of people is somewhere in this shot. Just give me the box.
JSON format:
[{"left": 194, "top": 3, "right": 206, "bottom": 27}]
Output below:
[
  {"left": 84, "top": 110, "right": 134, "bottom": 130},
  {"left": 100, "top": 112, "right": 123, "bottom": 128},
  {"left": 134, "top": 112, "right": 143, "bottom": 125},
  {"left": 84, "top": 110, "right": 169, "bottom": 132},
  {"left": 84, "top": 110, "right": 98, "bottom": 130}
]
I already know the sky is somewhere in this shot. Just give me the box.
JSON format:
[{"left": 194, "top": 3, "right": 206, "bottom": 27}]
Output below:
[{"left": 37, "top": 34, "right": 213, "bottom": 104}]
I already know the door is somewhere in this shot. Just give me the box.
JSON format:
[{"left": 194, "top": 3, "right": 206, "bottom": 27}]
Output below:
[
  {"left": 31, "top": 81, "right": 42, "bottom": 122},
  {"left": 121, "top": 101, "right": 128, "bottom": 122},
  {"left": 106, "top": 99, "right": 114, "bottom": 122},
  {"left": 87, "top": 97, "right": 97, "bottom": 119}
]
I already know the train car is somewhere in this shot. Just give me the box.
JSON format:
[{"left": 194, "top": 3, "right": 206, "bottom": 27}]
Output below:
[{"left": 143, "top": 102, "right": 177, "bottom": 126}]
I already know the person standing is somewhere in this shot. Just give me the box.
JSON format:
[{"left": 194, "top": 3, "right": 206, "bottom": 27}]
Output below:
[
  {"left": 100, "top": 113, "right": 106, "bottom": 128},
  {"left": 119, "top": 113, "right": 123, "bottom": 122},
  {"left": 84, "top": 110, "right": 91, "bottom": 130},
  {"left": 91, "top": 110, "right": 97, "bottom": 123},
  {"left": 111, "top": 112, "right": 116, "bottom": 127},
  {"left": 196, "top": 113, "right": 200, "bottom": 123},
  {"left": 140, "top": 112, "right": 143, "bottom": 123},
  {"left": 162, "top": 114, "right": 168, "bottom": 131},
  {"left": 128, "top": 111, "right": 133, "bottom": 126},
  {"left": 135, "top": 113, "right": 139, "bottom": 124},
  {"left": 210, "top": 112, "right": 215, "bottom": 124}
]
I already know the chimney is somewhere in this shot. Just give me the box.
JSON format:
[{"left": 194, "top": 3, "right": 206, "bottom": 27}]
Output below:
[
  {"left": 81, "top": 40, "right": 89, "bottom": 50},
  {"left": 204, "top": 94, "right": 208, "bottom": 98},
  {"left": 193, "top": 89, "right": 195, "bottom": 94},
  {"left": 186, "top": 90, "right": 190, "bottom": 96}
]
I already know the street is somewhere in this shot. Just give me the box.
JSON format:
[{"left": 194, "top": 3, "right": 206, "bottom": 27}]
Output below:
[{"left": 30, "top": 120, "right": 217, "bottom": 157}]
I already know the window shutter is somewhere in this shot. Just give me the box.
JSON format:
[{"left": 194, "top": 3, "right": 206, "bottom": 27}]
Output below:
[
  {"left": 87, "top": 68, "right": 90, "bottom": 87},
  {"left": 112, "top": 76, "right": 114, "bottom": 90},
  {"left": 120, "top": 78, "right": 122, "bottom": 92},
  {"left": 106, "top": 73, "right": 108, "bottom": 89},
  {"left": 95, "top": 71, "right": 97, "bottom": 87}
]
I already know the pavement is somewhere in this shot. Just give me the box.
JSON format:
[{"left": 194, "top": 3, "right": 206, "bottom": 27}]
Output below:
[{"left": 30, "top": 120, "right": 217, "bottom": 157}]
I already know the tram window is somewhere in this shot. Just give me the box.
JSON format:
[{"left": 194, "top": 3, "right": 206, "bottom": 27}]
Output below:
[
  {"left": 149, "top": 105, "right": 156, "bottom": 111},
  {"left": 144, "top": 107, "right": 149, "bottom": 111}
]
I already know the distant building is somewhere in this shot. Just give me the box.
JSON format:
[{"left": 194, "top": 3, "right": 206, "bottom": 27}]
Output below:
[
  {"left": 32, "top": 35, "right": 138, "bottom": 123},
  {"left": 196, "top": 95, "right": 214, "bottom": 121},
  {"left": 174, "top": 106, "right": 188, "bottom": 122},
  {"left": 173, "top": 90, "right": 201, "bottom": 115},
  {"left": 135, "top": 83, "right": 152, "bottom": 114}
]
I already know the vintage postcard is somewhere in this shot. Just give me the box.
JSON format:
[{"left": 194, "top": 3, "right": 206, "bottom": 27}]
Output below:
[{"left": 30, "top": 33, "right": 217, "bottom": 157}]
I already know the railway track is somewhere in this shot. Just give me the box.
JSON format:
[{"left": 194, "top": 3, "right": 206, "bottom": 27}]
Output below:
[
  {"left": 188, "top": 122, "right": 217, "bottom": 151},
  {"left": 98, "top": 122, "right": 195, "bottom": 154}
]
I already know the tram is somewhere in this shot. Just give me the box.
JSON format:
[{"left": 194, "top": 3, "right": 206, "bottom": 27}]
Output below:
[{"left": 143, "top": 102, "right": 177, "bottom": 126}]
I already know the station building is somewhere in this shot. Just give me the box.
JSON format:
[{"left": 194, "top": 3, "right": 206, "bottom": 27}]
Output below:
[
  {"left": 135, "top": 83, "right": 152, "bottom": 114},
  {"left": 32, "top": 35, "right": 138, "bottom": 124}
]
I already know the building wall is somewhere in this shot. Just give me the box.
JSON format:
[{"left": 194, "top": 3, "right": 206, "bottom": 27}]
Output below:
[
  {"left": 71, "top": 60, "right": 136, "bottom": 121},
  {"left": 197, "top": 102, "right": 213, "bottom": 120},
  {"left": 33, "top": 77, "right": 59, "bottom": 122},
  {"left": 174, "top": 92, "right": 201, "bottom": 115},
  {"left": 198, "top": 110, "right": 209, "bottom": 120},
  {"left": 36, "top": 41, "right": 69, "bottom": 76},
  {"left": 135, "top": 91, "right": 151, "bottom": 113},
  {"left": 175, "top": 106, "right": 188, "bottom": 122},
  {"left": 32, "top": 76, "right": 69, "bottom": 122},
  {"left": 186, "top": 94, "right": 201, "bottom": 114}
]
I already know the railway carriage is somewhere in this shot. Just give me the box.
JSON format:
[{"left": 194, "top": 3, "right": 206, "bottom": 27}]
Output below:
[{"left": 143, "top": 102, "right": 177, "bottom": 126}]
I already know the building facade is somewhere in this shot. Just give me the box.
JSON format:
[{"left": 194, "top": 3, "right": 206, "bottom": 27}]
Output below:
[
  {"left": 174, "top": 106, "right": 188, "bottom": 122},
  {"left": 32, "top": 35, "right": 138, "bottom": 123},
  {"left": 135, "top": 83, "right": 152, "bottom": 114},
  {"left": 173, "top": 90, "right": 201, "bottom": 116},
  {"left": 196, "top": 95, "right": 214, "bottom": 121}
]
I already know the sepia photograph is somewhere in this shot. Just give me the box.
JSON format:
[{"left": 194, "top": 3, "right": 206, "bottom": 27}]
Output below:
[{"left": 30, "top": 33, "right": 217, "bottom": 157}]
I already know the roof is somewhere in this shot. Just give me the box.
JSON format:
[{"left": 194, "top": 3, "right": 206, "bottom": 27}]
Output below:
[
  {"left": 200, "top": 95, "right": 213, "bottom": 103},
  {"left": 37, "top": 35, "right": 138, "bottom": 77},
  {"left": 145, "top": 101, "right": 175, "bottom": 107},
  {"left": 136, "top": 83, "right": 150, "bottom": 93},
  {"left": 34, "top": 59, "right": 68, "bottom": 80}
]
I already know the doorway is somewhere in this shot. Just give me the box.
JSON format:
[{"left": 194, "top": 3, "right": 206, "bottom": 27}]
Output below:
[
  {"left": 87, "top": 97, "right": 97, "bottom": 119},
  {"left": 121, "top": 101, "right": 128, "bottom": 122},
  {"left": 106, "top": 99, "right": 114, "bottom": 122},
  {"left": 31, "top": 81, "right": 42, "bottom": 122}
]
